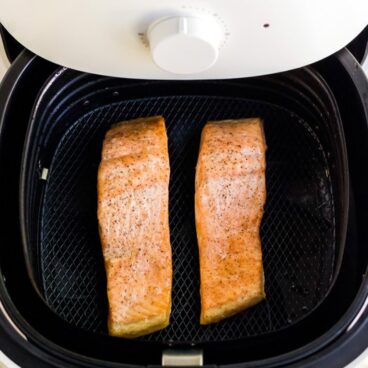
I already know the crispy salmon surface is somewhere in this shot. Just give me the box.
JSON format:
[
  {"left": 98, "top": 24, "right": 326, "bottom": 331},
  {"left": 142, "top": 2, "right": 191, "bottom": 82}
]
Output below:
[
  {"left": 98, "top": 116, "right": 172, "bottom": 337},
  {"left": 195, "top": 118, "right": 266, "bottom": 324}
]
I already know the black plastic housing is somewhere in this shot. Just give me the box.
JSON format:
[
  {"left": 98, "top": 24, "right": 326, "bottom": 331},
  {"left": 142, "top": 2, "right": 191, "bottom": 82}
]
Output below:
[{"left": 0, "top": 49, "right": 366, "bottom": 367}]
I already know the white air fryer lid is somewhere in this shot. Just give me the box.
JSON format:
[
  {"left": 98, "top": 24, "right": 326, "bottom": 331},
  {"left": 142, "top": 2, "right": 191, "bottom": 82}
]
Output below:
[{"left": 0, "top": 0, "right": 367, "bottom": 80}]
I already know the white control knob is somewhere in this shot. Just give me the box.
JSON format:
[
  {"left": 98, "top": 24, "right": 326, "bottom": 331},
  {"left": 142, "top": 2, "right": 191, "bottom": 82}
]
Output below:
[{"left": 147, "top": 16, "right": 222, "bottom": 75}]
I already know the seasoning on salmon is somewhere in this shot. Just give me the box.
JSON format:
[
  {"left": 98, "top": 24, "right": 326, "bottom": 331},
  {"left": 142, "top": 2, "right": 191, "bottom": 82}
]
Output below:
[
  {"left": 97, "top": 116, "right": 172, "bottom": 337},
  {"left": 195, "top": 118, "right": 266, "bottom": 324}
]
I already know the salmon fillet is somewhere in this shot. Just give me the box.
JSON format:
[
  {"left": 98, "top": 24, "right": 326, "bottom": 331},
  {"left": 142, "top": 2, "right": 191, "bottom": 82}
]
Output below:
[
  {"left": 97, "top": 116, "right": 172, "bottom": 337},
  {"left": 195, "top": 118, "right": 266, "bottom": 325}
]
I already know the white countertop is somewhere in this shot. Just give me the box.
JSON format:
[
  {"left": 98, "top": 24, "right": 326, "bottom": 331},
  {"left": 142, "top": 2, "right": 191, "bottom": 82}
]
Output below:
[{"left": 0, "top": 37, "right": 9, "bottom": 80}]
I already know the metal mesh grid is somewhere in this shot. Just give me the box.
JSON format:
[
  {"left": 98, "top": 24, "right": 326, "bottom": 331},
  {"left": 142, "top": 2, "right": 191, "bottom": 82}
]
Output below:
[{"left": 40, "top": 96, "right": 335, "bottom": 343}]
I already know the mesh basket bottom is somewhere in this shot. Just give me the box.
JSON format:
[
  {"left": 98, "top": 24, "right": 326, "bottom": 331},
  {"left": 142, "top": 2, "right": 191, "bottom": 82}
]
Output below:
[{"left": 40, "top": 95, "right": 335, "bottom": 343}]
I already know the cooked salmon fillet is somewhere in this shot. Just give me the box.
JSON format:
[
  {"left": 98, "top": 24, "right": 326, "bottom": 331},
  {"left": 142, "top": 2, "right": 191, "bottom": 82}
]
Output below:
[
  {"left": 195, "top": 118, "right": 266, "bottom": 325},
  {"left": 97, "top": 116, "right": 172, "bottom": 337}
]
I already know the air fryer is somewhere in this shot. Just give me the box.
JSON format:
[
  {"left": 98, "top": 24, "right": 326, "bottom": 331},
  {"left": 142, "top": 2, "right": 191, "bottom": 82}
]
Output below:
[{"left": 0, "top": 1, "right": 367, "bottom": 367}]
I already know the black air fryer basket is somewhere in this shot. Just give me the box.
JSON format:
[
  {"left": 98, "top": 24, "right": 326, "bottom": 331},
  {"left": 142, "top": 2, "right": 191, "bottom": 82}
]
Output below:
[{"left": 19, "top": 65, "right": 348, "bottom": 355}]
